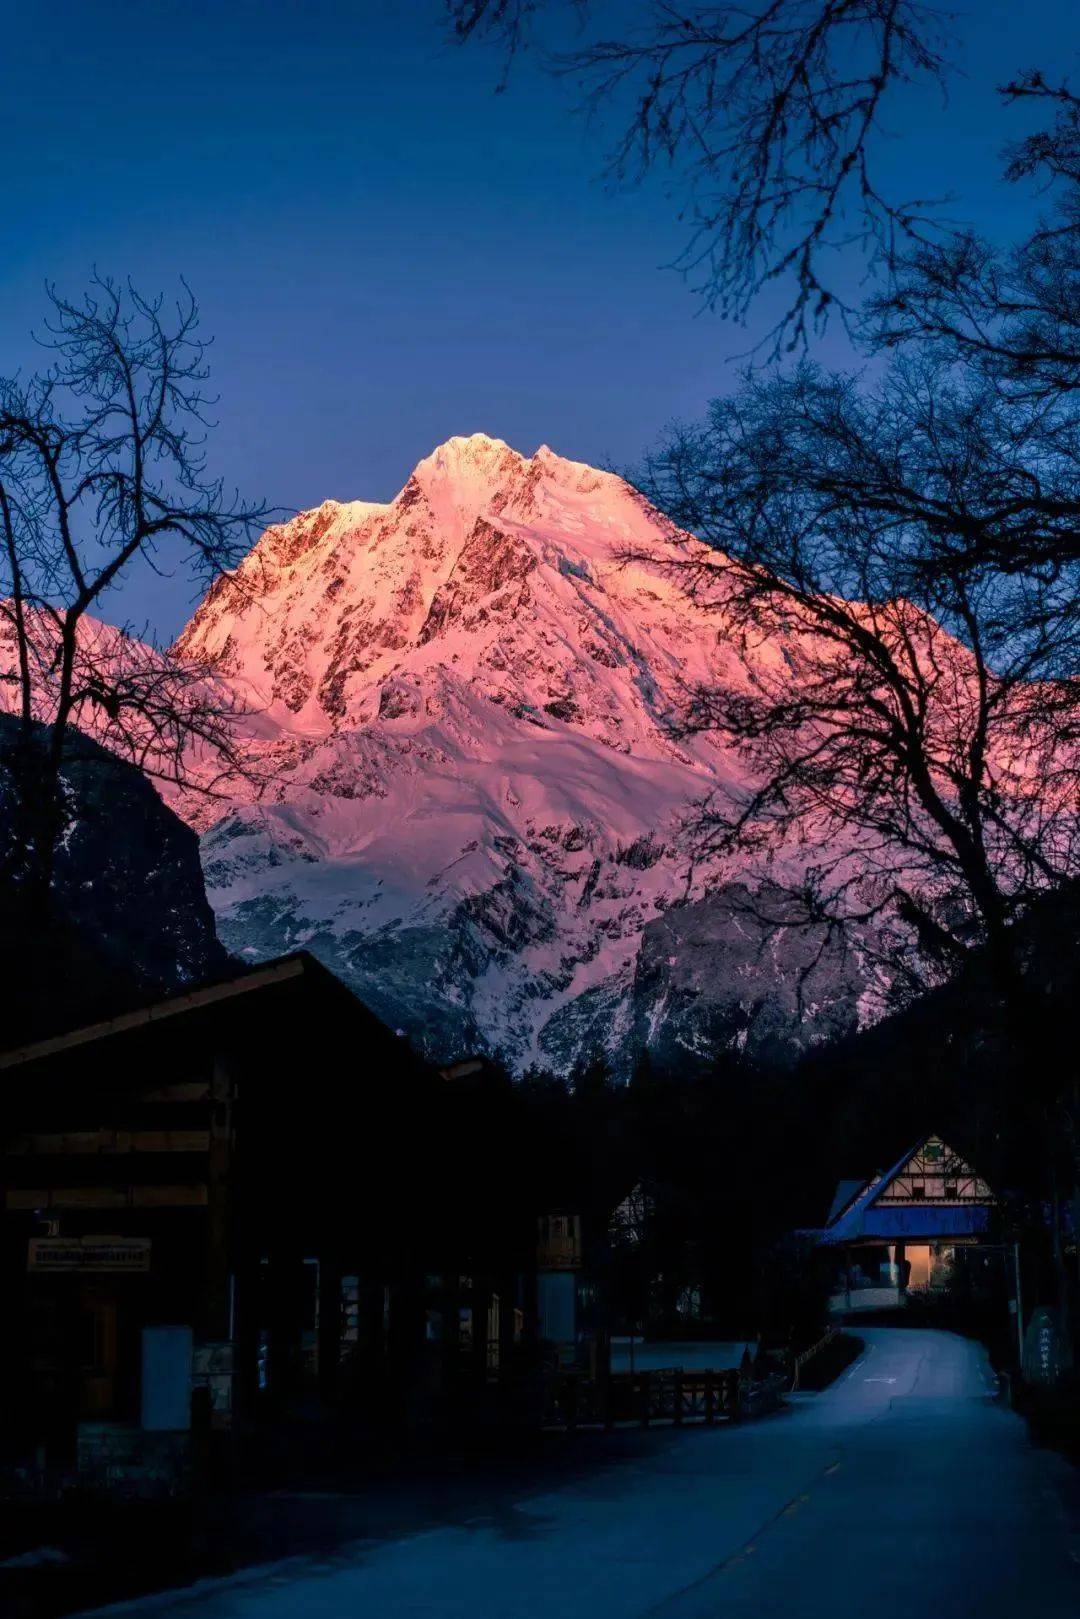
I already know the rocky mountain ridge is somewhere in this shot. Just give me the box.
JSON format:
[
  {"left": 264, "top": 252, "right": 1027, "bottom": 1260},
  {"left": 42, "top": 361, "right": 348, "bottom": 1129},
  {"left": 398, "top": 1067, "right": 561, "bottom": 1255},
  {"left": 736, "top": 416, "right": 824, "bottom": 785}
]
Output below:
[
  {"left": 0, "top": 715, "right": 226, "bottom": 1044},
  {"left": 167, "top": 433, "right": 879, "bottom": 1072}
]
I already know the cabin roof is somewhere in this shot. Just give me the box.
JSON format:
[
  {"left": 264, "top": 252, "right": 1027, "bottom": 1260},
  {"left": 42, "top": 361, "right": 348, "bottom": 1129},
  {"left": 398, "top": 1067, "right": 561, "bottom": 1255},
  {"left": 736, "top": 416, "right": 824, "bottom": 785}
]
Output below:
[
  {"left": 0, "top": 951, "right": 387, "bottom": 1073},
  {"left": 817, "top": 1134, "right": 994, "bottom": 1246},
  {"left": 826, "top": 1178, "right": 866, "bottom": 1225}
]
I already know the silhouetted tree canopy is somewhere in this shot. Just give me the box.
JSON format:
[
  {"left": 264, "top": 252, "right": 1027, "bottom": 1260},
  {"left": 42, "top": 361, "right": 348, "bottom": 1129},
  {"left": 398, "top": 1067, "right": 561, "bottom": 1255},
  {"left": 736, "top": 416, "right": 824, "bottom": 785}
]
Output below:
[{"left": 0, "top": 277, "right": 267, "bottom": 905}]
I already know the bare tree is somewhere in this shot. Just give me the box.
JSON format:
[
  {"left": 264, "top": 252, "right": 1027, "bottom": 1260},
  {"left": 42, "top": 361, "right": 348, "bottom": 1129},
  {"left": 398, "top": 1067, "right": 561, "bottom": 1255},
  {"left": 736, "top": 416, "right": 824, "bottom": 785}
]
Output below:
[
  {"left": 637, "top": 359, "right": 1080, "bottom": 1001},
  {"left": 623, "top": 72, "right": 1080, "bottom": 992},
  {"left": 0, "top": 276, "right": 267, "bottom": 909},
  {"left": 449, "top": 0, "right": 954, "bottom": 350}
]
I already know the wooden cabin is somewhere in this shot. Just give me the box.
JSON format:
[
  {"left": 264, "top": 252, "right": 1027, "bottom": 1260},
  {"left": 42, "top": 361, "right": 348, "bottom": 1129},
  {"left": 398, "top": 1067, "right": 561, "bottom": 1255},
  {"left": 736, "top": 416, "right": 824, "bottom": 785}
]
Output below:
[{"left": 0, "top": 953, "right": 543, "bottom": 1494}]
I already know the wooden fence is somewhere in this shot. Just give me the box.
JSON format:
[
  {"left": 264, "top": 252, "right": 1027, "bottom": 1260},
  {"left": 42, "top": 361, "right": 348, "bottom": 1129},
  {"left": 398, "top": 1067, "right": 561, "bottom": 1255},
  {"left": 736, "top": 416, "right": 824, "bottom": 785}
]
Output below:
[
  {"left": 547, "top": 1367, "right": 743, "bottom": 1431},
  {"left": 790, "top": 1326, "right": 839, "bottom": 1390}
]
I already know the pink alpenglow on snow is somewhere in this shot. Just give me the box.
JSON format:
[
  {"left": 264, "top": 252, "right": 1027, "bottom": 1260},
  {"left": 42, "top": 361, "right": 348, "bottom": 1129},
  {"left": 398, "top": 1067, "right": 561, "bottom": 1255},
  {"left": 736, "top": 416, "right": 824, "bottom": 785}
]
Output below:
[{"left": 166, "top": 435, "right": 878, "bottom": 1071}]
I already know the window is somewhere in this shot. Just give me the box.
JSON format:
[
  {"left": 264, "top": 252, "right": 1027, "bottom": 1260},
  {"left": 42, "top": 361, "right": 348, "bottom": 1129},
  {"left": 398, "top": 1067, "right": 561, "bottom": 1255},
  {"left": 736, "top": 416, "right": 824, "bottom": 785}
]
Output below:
[
  {"left": 944, "top": 1183, "right": 958, "bottom": 1200},
  {"left": 910, "top": 1182, "right": 926, "bottom": 1200},
  {"left": 340, "top": 1276, "right": 360, "bottom": 1359}
]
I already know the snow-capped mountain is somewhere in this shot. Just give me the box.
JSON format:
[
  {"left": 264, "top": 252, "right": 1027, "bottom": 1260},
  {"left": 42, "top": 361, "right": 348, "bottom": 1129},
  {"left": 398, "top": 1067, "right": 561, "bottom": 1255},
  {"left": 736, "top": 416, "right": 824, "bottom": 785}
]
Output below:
[{"left": 171, "top": 433, "right": 876, "bottom": 1072}]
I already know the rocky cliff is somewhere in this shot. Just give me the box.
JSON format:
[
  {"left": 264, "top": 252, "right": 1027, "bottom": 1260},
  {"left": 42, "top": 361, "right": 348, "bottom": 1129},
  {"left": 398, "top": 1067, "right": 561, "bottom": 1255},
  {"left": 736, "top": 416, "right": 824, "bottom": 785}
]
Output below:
[{"left": 0, "top": 716, "right": 227, "bottom": 1042}]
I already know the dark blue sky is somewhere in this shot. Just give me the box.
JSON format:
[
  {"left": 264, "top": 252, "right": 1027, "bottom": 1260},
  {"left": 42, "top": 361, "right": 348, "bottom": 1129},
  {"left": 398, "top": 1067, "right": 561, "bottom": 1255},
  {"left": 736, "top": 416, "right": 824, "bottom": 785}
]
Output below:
[{"left": 3, "top": 1, "right": 1077, "bottom": 637}]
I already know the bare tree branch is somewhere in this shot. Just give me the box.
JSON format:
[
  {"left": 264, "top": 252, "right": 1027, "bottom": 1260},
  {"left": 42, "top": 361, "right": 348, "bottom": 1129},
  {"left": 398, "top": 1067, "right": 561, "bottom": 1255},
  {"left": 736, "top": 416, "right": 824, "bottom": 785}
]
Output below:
[
  {"left": 633, "top": 356, "right": 1080, "bottom": 998},
  {"left": 0, "top": 276, "right": 270, "bottom": 907},
  {"left": 449, "top": 0, "right": 955, "bottom": 351}
]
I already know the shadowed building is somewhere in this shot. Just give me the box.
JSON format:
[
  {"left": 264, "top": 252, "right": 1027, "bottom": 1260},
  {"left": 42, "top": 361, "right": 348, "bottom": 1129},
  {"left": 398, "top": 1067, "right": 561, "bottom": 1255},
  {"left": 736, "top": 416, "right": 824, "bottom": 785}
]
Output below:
[
  {"left": 816, "top": 1135, "right": 997, "bottom": 1313},
  {"left": 0, "top": 953, "right": 554, "bottom": 1495}
]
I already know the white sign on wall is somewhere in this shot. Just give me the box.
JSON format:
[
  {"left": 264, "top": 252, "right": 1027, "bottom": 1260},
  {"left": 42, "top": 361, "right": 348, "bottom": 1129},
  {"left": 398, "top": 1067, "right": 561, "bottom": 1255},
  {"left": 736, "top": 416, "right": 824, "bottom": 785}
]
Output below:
[{"left": 27, "top": 1236, "right": 151, "bottom": 1273}]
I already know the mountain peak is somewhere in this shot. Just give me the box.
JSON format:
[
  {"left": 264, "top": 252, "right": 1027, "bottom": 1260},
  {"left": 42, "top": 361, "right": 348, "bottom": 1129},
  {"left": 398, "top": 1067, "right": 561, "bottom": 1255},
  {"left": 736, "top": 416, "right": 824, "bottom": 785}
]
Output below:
[
  {"left": 413, "top": 434, "right": 613, "bottom": 500},
  {"left": 415, "top": 431, "right": 522, "bottom": 476},
  {"left": 436, "top": 431, "right": 512, "bottom": 454},
  {"left": 173, "top": 430, "right": 680, "bottom": 730}
]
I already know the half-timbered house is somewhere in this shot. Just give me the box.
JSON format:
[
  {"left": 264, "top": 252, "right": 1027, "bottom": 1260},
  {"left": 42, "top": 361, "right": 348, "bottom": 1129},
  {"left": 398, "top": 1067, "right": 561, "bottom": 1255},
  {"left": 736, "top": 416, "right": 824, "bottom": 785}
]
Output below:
[{"left": 816, "top": 1134, "right": 997, "bottom": 1312}]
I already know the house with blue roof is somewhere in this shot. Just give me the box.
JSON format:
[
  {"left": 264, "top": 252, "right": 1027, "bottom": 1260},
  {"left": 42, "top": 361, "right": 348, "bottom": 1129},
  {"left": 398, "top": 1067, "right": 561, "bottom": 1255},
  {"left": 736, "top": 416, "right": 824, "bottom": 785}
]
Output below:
[{"left": 815, "top": 1135, "right": 997, "bottom": 1313}]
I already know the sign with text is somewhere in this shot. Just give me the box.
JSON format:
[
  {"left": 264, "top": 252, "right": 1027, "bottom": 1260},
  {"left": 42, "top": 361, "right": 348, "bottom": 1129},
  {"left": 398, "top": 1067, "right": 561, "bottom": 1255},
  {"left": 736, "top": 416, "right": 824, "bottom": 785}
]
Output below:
[
  {"left": 1022, "top": 1305, "right": 1073, "bottom": 1386},
  {"left": 27, "top": 1235, "right": 151, "bottom": 1273}
]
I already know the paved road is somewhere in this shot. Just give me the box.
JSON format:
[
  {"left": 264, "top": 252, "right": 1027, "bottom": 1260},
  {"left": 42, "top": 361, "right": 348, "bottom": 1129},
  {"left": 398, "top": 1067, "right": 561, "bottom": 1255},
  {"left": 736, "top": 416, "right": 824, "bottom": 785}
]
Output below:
[{"left": 82, "top": 1330, "right": 1080, "bottom": 1618}]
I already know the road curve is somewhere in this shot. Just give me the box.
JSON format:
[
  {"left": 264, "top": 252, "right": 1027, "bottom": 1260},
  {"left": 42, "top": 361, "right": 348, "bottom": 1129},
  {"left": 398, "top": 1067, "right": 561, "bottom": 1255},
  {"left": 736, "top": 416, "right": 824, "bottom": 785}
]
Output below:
[{"left": 79, "top": 1329, "right": 1080, "bottom": 1618}]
